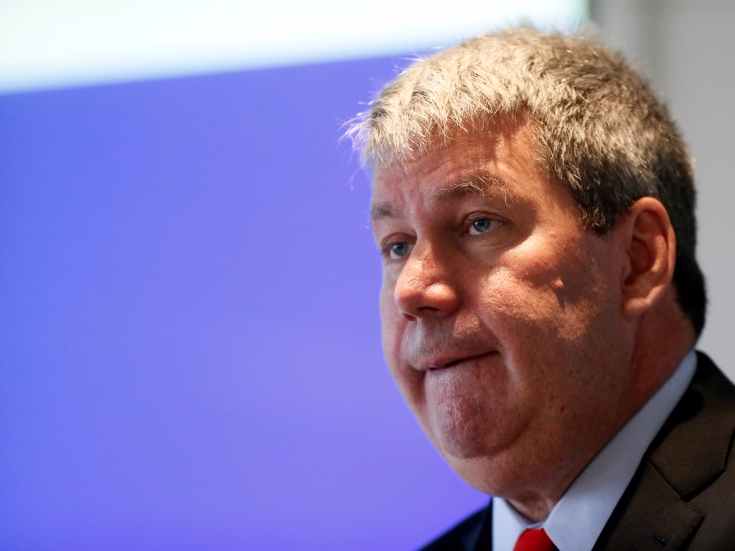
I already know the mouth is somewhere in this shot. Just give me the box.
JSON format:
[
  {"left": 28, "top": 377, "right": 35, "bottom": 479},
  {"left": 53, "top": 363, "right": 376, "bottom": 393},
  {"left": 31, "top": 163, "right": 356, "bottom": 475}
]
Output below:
[{"left": 424, "top": 351, "right": 496, "bottom": 371}]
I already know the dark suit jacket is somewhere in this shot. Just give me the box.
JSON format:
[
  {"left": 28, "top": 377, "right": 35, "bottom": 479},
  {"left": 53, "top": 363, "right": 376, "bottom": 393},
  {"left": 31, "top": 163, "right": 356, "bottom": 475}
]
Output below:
[{"left": 421, "top": 352, "right": 735, "bottom": 550}]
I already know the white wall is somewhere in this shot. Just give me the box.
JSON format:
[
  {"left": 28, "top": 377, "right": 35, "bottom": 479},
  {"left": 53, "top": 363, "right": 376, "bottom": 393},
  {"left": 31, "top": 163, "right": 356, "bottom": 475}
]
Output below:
[{"left": 592, "top": 0, "right": 735, "bottom": 379}]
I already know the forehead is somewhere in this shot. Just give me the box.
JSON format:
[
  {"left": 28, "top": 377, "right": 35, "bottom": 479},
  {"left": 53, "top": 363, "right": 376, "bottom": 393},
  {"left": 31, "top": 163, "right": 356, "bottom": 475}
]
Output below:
[
  {"left": 376, "top": 120, "right": 533, "bottom": 177},
  {"left": 371, "top": 170, "right": 511, "bottom": 223},
  {"left": 371, "top": 122, "right": 547, "bottom": 216}
]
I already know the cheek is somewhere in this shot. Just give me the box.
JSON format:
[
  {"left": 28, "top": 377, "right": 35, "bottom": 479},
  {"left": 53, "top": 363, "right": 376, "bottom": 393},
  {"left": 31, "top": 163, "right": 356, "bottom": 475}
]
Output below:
[
  {"left": 477, "top": 253, "right": 611, "bottom": 356},
  {"left": 478, "top": 247, "right": 626, "bottom": 409},
  {"left": 477, "top": 266, "right": 565, "bottom": 326},
  {"left": 379, "top": 283, "right": 399, "bottom": 356},
  {"left": 379, "top": 284, "right": 414, "bottom": 383},
  {"left": 378, "top": 280, "right": 434, "bottom": 431}
]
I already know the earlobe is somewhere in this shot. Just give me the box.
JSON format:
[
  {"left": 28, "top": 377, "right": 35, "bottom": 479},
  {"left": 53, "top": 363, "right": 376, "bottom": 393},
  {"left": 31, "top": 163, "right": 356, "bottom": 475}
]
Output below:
[{"left": 620, "top": 197, "right": 676, "bottom": 319}]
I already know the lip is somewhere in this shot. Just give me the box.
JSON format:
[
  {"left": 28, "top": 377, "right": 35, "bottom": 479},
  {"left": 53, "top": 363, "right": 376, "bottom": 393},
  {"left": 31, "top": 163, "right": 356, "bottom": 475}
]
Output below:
[{"left": 420, "top": 351, "right": 496, "bottom": 371}]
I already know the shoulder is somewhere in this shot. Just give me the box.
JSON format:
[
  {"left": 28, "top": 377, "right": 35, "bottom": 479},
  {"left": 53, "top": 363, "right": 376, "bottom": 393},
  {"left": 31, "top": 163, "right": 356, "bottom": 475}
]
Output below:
[
  {"left": 642, "top": 351, "right": 735, "bottom": 491},
  {"left": 676, "top": 352, "right": 735, "bottom": 548},
  {"left": 419, "top": 504, "right": 490, "bottom": 551},
  {"left": 595, "top": 351, "right": 735, "bottom": 550}
]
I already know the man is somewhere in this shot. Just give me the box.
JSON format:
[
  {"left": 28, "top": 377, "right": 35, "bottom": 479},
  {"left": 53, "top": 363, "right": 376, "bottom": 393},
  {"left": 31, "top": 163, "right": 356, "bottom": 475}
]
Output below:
[{"left": 347, "top": 28, "right": 735, "bottom": 550}]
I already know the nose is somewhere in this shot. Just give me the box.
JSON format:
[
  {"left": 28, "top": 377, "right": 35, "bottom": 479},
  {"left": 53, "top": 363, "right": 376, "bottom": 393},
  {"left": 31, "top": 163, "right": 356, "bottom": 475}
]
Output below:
[{"left": 393, "top": 242, "right": 461, "bottom": 318}]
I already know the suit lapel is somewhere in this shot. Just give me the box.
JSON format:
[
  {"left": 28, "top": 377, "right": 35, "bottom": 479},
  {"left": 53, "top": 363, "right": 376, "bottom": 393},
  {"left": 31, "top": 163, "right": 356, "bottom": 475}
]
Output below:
[
  {"left": 593, "top": 352, "right": 735, "bottom": 550},
  {"left": 593, "top": 461, "right": 703, "bottom": 550},
  {"left": 467, "top": 499, "right": 492, "bottom": 551},
  {"left": 649, "top": 353, "right": 735, "bottom": 498}
]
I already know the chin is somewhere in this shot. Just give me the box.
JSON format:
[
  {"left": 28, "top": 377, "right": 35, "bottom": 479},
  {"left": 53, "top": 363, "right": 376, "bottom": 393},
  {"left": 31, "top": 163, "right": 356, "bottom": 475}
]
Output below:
[
  {"left": 427, "top": 397, "right": 514, "bottom": 461},
  {"left": 428, "top": 417, "right": 540, "bottom": 496},
  {"left": 436, "top": 430, "right": 494, "bottom": 460},
  {"left": 441, "top": 453, "right": 508, "bottom": 495}
]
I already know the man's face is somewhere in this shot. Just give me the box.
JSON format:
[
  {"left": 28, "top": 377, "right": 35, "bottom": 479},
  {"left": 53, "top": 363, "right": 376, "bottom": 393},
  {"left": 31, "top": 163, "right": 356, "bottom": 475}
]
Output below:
[{"left": 371, "top": 120, "right": 637, "bottom": 503}]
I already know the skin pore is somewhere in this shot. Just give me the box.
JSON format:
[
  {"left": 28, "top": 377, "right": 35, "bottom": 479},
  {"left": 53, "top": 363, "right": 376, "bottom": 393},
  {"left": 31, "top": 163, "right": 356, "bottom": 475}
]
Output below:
[{"left": 371, "top": 118, "right": 695, "bottom": 521}]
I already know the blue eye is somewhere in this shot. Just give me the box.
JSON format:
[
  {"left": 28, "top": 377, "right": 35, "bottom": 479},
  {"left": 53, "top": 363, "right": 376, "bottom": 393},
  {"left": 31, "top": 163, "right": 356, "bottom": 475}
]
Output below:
[
  {"left": 469, "top": 218, "right": 495, "bottom": 235},
  {"left": 389, "top": 242, "right": 413, "bottom": 259}
]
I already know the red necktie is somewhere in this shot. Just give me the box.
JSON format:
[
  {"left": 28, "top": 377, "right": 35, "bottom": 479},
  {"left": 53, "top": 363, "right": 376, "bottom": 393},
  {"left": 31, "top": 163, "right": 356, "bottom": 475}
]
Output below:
[{"left": 513, "top": 528, "right": 557, "bottom": 551}]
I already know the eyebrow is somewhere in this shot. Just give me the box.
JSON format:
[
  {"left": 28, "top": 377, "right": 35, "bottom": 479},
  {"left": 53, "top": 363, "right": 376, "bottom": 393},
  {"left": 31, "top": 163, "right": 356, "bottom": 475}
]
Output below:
[
  {"left": 370, "top": 202, "right": 397, "bottom": 223},
  {"left": 436, "top": 172, "right": 509, "bottom": 200},
  {"left": 370, "top": 171, "right": 511, "bottom": 224}
]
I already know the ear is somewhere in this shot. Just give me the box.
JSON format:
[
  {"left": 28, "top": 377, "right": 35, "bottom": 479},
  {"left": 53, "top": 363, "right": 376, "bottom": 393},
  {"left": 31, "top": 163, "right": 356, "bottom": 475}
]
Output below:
[{"left": 619, "top": 197, "right": 677, "bottom": 319}]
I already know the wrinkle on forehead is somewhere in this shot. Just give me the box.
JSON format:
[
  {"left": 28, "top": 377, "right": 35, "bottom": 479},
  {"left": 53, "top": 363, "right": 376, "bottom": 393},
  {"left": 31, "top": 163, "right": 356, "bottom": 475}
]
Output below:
[{"left": 370, "top": 170, "right": 515, "bottom": 225}]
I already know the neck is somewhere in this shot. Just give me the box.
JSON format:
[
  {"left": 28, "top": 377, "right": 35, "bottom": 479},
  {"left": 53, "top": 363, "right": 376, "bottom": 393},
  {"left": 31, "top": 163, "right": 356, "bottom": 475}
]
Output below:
[
  {"left": 508, "top": 292, "right": 695, "bottom": 523},
  {"left": 627, "top": 288, "right": 696, "bottom": 413}
]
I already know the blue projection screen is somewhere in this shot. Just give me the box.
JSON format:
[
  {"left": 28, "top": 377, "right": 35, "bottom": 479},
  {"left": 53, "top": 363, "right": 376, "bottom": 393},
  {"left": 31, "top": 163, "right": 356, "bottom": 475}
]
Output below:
[
  {"left": 0, "top": 57, "right": 487, "bottom": 549},
  {"left": 1, "top": 2, "right": 588, "bottom": 546}
]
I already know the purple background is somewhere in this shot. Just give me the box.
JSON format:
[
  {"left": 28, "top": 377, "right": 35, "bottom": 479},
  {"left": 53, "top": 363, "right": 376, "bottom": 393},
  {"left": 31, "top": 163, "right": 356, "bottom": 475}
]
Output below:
[{"left": 0, "top": 57, "right": 485, "bottom": 549}]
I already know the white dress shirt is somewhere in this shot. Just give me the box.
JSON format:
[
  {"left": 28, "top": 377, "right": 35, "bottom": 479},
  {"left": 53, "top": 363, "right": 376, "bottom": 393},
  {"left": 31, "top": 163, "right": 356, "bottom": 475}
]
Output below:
[{"left": 492, "top": 350, "right": 697, "bottom": 551}]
